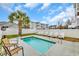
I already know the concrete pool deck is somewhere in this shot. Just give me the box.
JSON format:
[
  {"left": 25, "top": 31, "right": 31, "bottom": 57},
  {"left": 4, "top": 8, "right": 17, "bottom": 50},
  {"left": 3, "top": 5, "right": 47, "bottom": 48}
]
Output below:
[{"left": 10, "top": 35, "right": 79, "bottom": 56}]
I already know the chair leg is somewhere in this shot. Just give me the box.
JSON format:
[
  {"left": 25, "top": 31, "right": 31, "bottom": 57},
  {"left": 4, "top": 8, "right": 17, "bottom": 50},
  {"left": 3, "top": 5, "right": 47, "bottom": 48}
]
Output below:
[
  {"left": 4, "top": 52, "right": 7, "bottom": 56},
  {"left": 4, "top": 49, "right": 7, "bottom": 56},
  {"left": 21, "top": 47, "right": 24, "bottom": 56}
]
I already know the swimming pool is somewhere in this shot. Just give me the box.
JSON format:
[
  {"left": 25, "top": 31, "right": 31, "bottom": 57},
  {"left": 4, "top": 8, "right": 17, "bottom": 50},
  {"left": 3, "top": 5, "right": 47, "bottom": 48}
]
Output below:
[{"left": 22, "top": 36, "right": 56, "bottom": 55}]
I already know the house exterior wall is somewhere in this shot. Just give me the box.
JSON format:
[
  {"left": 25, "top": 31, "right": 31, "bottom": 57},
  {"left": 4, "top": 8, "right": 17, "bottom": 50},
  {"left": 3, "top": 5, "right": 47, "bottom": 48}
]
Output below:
[
  {"left": 30, "top": 21, "right": 49, "bottom": 30},
  {"left": 68, "top": 3, "right": 79, "bottom": 28}
]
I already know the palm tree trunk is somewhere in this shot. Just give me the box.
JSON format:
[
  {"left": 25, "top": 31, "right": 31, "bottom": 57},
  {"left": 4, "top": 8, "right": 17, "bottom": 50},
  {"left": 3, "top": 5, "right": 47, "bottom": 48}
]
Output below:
[
  {"left": 18, "top": 18, "right": 22, "bottom": 36},
  {"left": 26, "top": 23, "right": 30, "bottom": 29}
]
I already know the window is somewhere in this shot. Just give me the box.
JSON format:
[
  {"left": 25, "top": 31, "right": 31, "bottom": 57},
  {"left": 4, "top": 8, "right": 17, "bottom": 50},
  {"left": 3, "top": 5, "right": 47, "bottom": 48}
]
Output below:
[{"left": 77, "top": 12, "right": 79, "bottom": 16}]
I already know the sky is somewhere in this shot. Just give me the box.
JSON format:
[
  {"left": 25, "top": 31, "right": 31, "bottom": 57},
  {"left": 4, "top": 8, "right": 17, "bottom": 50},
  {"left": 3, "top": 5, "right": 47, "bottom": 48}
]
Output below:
[{"left": 0, "top": 3, "right": 75, "bottom": 25}]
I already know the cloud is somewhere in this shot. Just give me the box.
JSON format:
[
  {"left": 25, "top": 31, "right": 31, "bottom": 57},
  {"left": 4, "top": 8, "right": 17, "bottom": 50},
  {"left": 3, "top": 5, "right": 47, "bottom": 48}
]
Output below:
[
  {"left": 24, "top": 3, "right": 38, "bottom": 9},
  {"left": 41, "top": 5, "right": 75, "bottom": 25},
  {"left": 40, "top": 11, "right": 66, "bottom": 25},
  {"left": 40, "top": 21, "right": 47, "bottom": 24},
  {"left": 3, "top": 6, "right": 13, "bottom": 12},
  {"left": 65, "top": 5, "right": 75, "bottom": 18},
  {"left": 48, "top": 6, "right": 63, "bottom": 15},
  {"left": 14, "top": 5, "right": 27, "bottom": 13},
  {"left": 48, "top": 11, "right": 66, "bottom": 23},
  {"left": 40, "top": 16, "right": 51, "bottom": 24},
  {"left": 14, "top": 3, "right": 39, "bottom": 11},
  {"left": 38, "top": 3, "right": 50, "bottom": 11},
  {"left": 41, "top": 11, "right": 67, "bottom": 25},
  {"left": 0, "top": 4, "right": 13, "bottom": 12},
  {"left": 15, "top": 5, "right": 22, "bottom": 11},
  {"left": 43, "top": 15, "right": 51, "bottom": 19}
]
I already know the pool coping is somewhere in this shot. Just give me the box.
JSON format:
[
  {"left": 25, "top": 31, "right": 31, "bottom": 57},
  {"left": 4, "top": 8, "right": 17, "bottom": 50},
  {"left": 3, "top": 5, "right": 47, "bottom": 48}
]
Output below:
[
  {"left": 21, "top": 35, "right": 57, "bottom": 55},
  {"left": 22, "top": 36, "right": 56, "bottom": 44}
]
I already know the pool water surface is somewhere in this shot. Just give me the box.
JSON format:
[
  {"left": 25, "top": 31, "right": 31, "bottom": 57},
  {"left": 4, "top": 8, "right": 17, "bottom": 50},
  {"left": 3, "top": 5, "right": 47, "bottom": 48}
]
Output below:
[{"left": 22, "top": 37, "right": 56, "bottom": 55}]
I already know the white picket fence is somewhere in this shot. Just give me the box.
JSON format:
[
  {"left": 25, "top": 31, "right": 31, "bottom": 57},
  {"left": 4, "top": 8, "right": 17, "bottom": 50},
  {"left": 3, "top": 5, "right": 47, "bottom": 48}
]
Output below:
[{"left": 0, "top": 27, "right": 79, "bottom": 38}]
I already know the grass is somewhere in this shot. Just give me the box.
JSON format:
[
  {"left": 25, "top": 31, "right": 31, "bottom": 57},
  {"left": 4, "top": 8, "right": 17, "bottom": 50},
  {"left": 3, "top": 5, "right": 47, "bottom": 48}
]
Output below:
[
  {"left": 6, "top": 33, "right": 79, "bottom": 42},
  {"left": 6, "top": 34, "right": 19, "bottom": 39},
  {"left": 64, "top": 37, "right": 79, "bottom": 42},
  {"left": 6, "top": 33, "right": 36, "bottom": 39}
]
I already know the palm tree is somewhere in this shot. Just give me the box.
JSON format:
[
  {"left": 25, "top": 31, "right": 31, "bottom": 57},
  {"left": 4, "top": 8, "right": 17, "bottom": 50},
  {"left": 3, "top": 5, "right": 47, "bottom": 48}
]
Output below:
[
  {"left": 17, "top": 10, "right": 26, "bottom": 35},
  {"left": 8, "top": 10, "right": 27, "bottom": 35},
  {"left": 23, "top": 16, "right": 30, "bottom": 28},
  {"left": 8, "top": 12, "right": 16, "bottom": 23}
]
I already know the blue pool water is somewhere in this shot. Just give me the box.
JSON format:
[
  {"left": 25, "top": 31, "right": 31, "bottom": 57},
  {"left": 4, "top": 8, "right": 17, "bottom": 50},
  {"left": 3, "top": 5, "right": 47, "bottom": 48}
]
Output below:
[{"left": 22, "top": 37, "right": 56, "bottom": 55}]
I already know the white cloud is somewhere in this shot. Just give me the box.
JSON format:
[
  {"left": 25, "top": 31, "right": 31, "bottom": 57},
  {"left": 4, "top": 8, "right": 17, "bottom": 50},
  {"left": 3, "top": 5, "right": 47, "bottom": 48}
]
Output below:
[
  {"left": 40, "top": 10, "right": 66, "bottom": 25},
  {"left": 63, "top": 18, "right": 68, "bottom": 22},
  {"left": 39, "top": 3, "right": 50, "bottom": 11},
  {"left": 24, "top": 3, "right": 38, "bottom": 8},
  {"left": 3, "top": 6, "right": 13, "bottom": 12},
  {"left": 0, "top": 4, "right": 13, "bottom": 12},
  {"left": 15, "top": 5, "right": 22, "bottom": 11},
  {"left": 48, "top": 11, "right": 66, "bottom": 23},
  {"left": 41, "top": 21, "right": 47, "bottom": 24},
  {"left": 65, "top": 5, "right": 75, "bottom": 17},
  {"left": 40, "top": 16, "right": 51, "bottom": 24},
  {"left": 41, "top": 5, "right": 75, "bottom": 25},
  {"left": 14, "top": 5, "right": 26, "bottom": 12},
  {"left": 43, "top": 16, "right": 51, "bottom": 20},
  {"left": 48, "top": 6, "right": 63, "bottom": 15}
]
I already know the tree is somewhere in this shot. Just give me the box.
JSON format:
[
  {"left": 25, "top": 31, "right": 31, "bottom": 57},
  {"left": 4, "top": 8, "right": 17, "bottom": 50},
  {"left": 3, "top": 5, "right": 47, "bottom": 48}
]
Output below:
[
  {"left": 57, "top": 20, "right": 62, "bottom": 29},
  {"left": 23, "top": 16, "right": 30, "bottom": 28},
  {"left": 65, "top": 19, "right": 71, "bottom": 29},
  {"left": 8, "top": 12, "right": 16, "bottom": 23},
  {"left": 17, "top": 10, "right": 26, "bottom": 35},
  {"left": 8, "top": 10, "right": 29, "bottom": 35},
  {"left": 66, "top": 19, "right": 71, "bottom": 25}
]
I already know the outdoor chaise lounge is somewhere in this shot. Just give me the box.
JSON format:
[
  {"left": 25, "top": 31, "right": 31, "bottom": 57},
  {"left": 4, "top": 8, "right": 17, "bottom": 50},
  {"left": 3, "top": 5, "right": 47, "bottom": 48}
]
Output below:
[
  {"left": 3, "top": 45, "right": 24, "bottom": 56},
  {"left": 36, "top": 32, "right": 64, "bottom": 40},
  {"left": 1, "top": 35, "right": 24, "bottom": 56}
]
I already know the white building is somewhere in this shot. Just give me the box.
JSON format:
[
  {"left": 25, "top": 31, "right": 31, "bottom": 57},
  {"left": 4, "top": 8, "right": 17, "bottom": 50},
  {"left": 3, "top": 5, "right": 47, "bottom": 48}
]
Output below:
[
  {"left": 30, "top": 21, "right": 49, "bottom": 30},
  {"left": 68, "top": 3, "right": 79, "bottom": 28},
  {"left": 49, "top": 25, "right": 57, "bottom": 29},
  {"left": 76, "top": 3, "right": 79, "bottom": 28}
]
